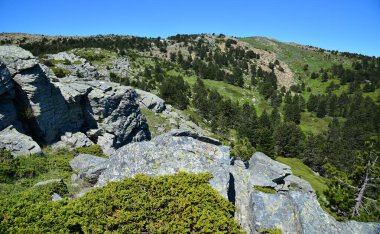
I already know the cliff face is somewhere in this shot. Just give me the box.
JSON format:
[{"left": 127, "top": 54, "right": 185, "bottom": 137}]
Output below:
[{"left": 0, "top": 45, "right": 150, "bottom": 156}]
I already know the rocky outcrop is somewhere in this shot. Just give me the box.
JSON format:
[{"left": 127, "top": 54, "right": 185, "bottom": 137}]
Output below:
[
  {"left": 47, "top": 52, "right": 99, "bottom": 79},
  {"left": 251, "top": 191, "right": 380, "bottom": 234},
  {"left": 0, "top": 125, "right": 41, "bottom": 156},
  {"left": 52, "top": 132, "right": 94, "bottom": 150},
  {"left": 96, "top": 129, "right": 230, "bottom": 199},
  {"left": 135, "top": 89, "right": 165, "bottom": 113},
  {"left": 0, "top": 45, "right": 150, "bottom": 156},
  {"left": 231, "top": 152, "right": 380, "bottom": 234},
  {"left": 70, "top": 154, "right": 108, "bottom": 184},
  {"left": 248, "top": 152, "right": 292, "bottom": 189}
]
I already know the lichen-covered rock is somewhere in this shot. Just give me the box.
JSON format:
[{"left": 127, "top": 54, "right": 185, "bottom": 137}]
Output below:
[
  {"left": 0, "top": 125, "right": 41, "bottom": 156},
  {"left": 248, "top": 152, "right": 291, "bottom": 188},
  {"left": 0, "top": 45, "right": 38, "bottom": 76},
  {"left": 231, "top": 153, "right": 380, "bottom": 234},
  {"left": 0, "top": 46, "right": 150, "bottom": 154},
  {"left": 135, "top": 88, "right": 165, "bottom": 113},
  {"left": 47, "top": 52, "right": 99, "bottom": 79},
  {"left": 96, "top": 129, "right": 231, "bottom": 199},
  {"left": 250, "top": 191, "right": 380, "bottom": 234},
  {"left": 85, "top": 82, "right": 151, "bottom": 149},
  {"left": 52, "top": 132, "right": 94, "bottom": 150},
  {"left": 70, "top": 154, "right": 109, "bottom": 184}
]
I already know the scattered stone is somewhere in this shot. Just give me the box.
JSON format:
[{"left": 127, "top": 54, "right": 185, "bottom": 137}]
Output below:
[
  {"left": 52, "top": 132, "right": 94, "bottom": 150},
  {"left": 0, "top": 125, "right": 41, "bottom": 156},
  {"left": 51, "top": 193, "right": 63, "bottom": 201},
  {"left": 70, "top": 154, "right": 109, "bottom": 184},
  {"left": 34, "top": 179, "right": 63, "bottom": 186},
  {"left": 135, "top": 89, "right": 165, "bottom": 113},
  {"left": 248, "top": 152, "right": 291, "bottom": 188}
]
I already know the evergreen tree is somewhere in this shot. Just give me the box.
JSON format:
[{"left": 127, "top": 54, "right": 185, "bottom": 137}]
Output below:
[{"left": 274, "top": 121, "right": 304, "bottom": 157}]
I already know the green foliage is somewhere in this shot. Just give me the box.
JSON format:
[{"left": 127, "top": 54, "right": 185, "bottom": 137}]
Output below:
[
  {"left": 276, "top": 157, "right": 328, "bottom": 196},
  {"left": 231, "top": 137, "right": 255, "bottom": 161},
  {"left": 0, "top": 149, "right": 15, "bottom": 183},
  {"left": 323, "top": 141, "right": 380, "bottom": 222},
  {"left": 274, "top": 121, "right": 304, "bottom": 157},
  {"left": 51, "top": 67, "right": 70, "bottom": 78},
  {"left": 0, "top": 173, "right": 244, "bottom": 233},
  {"left": 254, "top": 186, "right": 276, "bottom": 194},
  {"left": 259, "top": 228, "right": 283, "bottom": 234},
  {"left": 159, "top": 75, "right": 190, "bottom": 110},
  {"left": 74, "top": 145, "right": 106, "bottom": 158}
]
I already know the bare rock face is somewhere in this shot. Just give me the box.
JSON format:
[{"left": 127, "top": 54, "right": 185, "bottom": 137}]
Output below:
[
  {"left": 135, "top": 88, "right": 165, "bottom": 113},
  {"left": 47, "top": 52, "right": 99, "bottom": 79},
  {"left": 0, "top": 45, "right": 150, "bottom": 155},
  {"left": 0, "top": 61, "right": 13, "bottom": 96},
  {"left": 96, "top": 129, "right": 231, "bottom": 199},
  {"left": 0, "top": 125, "right": 41, "bottom": 156},
  {"left": 69, "top": 154, "right": 109, "bottom": 184},
  {"left": 250, "top": 191, "right": 380, "bottom": 234},
  {"left": 230, "top": 152, "right": 379, "bottom": 234}
]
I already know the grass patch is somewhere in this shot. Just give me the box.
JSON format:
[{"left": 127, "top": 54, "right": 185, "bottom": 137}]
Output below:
[
  {"left": 51, "top": 67, "right": 70, "bottom": 78},
  {"left": 141, "top": 108, "right": 171, "bottom": 137},
  {"left": 254, "top": 186, "right": 276, "bottom": 194},
  {"left": 275, "top": 157, "right": 328, "bottom": 196},
  {"left": 74, "top": 145, "right": 107, "bottom": 158},
  {"left": 299, "top": 112, "right": 331, "bottom": 135}
]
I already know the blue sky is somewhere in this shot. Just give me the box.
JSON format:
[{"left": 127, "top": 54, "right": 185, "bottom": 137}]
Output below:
[{"left": 1, "top": 0, "right": 379, "bottom": 56}]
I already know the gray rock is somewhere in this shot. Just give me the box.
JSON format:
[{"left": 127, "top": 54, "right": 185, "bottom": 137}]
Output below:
[
  {"left": 250, "top": 191, "right": 380, "bottom": 234},
  {"left": 0, "top": 46, "right": 150, "bottom": 151},
  {"left": 248, "top": 152, "right": 291, "bottom": 188},
  {"left": 52, "top": 132, "right": 94, "bottom": 150},
  {"left": 85, "top": 83, "right": 151, "bottom": 149},
  {"left": 110, "top": 57, "right": 129, "bottom": 78},
  {"left": 47, "top": 52, "right": 99, "bottom": 79},
  {"left": 0, "top": 125, "right": 41, "bottom": 156},
  {"left": 0, "top": 62, "right": 13, "bottom": 96},
  {"left": 230, "top": 160, "right": 255, "bottom": 233},
  {"left": 96, "top": 130, "right": 231, "bottom": 199},
  {"left": 51, "top": 193, "right": 63, "bottom": 201},
  {"left": 0, "top": 45, "right": 38, "bottom": 76},
  {"left": 231, "top": 153, "right": 380, "bottom": 234},
  {"left": 135, "top": 89, "right": 165, "bottom": 113},
  {"left": 284, "top": 174, "right": 314, "bottom": 193},
  {"left": 0, "top": 97, "right": 19, "bottom": 131},
  {"left": 70, "top": 154, "right": 109, "bottom": 184},
  {"left": 34, "top": 179, "right": 63, "bottom": 186}
]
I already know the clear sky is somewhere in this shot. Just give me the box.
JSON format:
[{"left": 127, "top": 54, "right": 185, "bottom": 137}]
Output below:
[{"left": 1, "top": 0, "right": 379, "bottom": 56}]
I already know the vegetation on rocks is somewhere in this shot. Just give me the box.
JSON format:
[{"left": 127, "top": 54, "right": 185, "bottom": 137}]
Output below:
[{"left": 0, "top": 172, "right": 244, "bottom": 233}]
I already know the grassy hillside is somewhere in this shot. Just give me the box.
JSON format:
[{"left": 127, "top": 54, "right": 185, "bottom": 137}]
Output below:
[{"left": 276, "top": 157, "right": 328, "bottom": 196}]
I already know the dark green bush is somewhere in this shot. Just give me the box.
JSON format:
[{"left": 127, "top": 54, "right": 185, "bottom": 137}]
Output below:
[
  {"left": 0, "top": 173, "right": 244, "bottom": 233},
  {"left": 74, "top": 145, "right": 106, "bottom": 157},
  {"left": 0, "top": 149, "right": 16, "bottom": 183}
]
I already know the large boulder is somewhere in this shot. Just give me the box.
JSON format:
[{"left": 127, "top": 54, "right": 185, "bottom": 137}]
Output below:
[
  {"left": 47, "top": 52, "right": 99, "bottom": 79},
  {"left": 52, "top": 132, "right": 94, "bottom": 150},
  {"left": 70, "top": 154, "right": 109, "bottom": 184},
  {"left": 96, "top": 129, "right": 230, "bottom": 199},
  {"left": 248, "top": 152, "right": 292, "bottom": 188},
  {"left": 231, "top": 152, "right": 380, "bottom": 234},
  {"left": 0, "top": 46, "right": 150, "bottom": 154},
  {"left": 0, "top": 125, "right": 41, "bottom": 156},
  {"left": 135, "top": 89, "right": 165, "bottom": 113},
  {"left": 250, "top": 191, "right": 380, "bottom": 234},
  {"left": 84, "top": 81, "right": 151, "bottom": 151}
]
